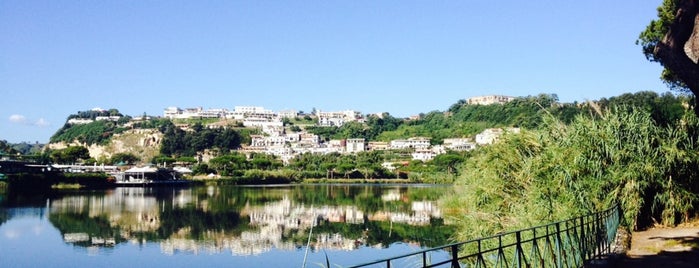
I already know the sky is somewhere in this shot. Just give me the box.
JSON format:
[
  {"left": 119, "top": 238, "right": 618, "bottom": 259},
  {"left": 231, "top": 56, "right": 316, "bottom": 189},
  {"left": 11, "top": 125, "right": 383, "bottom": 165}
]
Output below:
[{"left": 1, "top": 0, "right": 670, "bottom": 143}]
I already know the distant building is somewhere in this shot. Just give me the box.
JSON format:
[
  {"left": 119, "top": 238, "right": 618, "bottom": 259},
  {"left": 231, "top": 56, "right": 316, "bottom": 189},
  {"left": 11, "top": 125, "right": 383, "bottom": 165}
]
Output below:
[
  {"left": 316, "top": 110, "right": 361, "bottom": 127},
  {"left": 390, "top": 137, "right": 431, "bottom": 150},
  {"left": 163, "top": 107, "right": 227, "bottom": 119},
  {"left": 368, "top": 141, "right": 389, "bottom": 151},
  {"left": 95, "top": 116, "right": 122, "bottom": 122},
  {"left": 232, "top": 106, "right": 274, "bottom": 120},
  {"left": 277, "top": 110, "right": 298, "bottom": 119},
  {"left": 345, "top": 138, "right": 366, "bottom": 153},
  {"left": 67, "top": 118, "right": 94, "bottom": 125},
  {"left": 443, "top": 138, "right": 476, "bottom": 151},
  {"left": 412, "top": 149, "right": 437, "bottom": 162},
  {"left": 475, "top": 127, "right": 521, "bottom": 145},
  {"left": 467, "top": 95, "right": 516, "bottom": 105}
]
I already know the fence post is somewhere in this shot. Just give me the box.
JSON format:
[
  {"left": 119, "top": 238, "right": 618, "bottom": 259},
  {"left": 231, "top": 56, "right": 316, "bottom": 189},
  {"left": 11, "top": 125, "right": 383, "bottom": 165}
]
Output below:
[
  {"left": 451, "top": 244, "right": 459, "bottom": 268},
  {"left": 596, "top": 211, "right": 602, "bottom": 258},
  {"left": 423, "top": 251, "right": 427, "bottom": 268},
  {"left": 556, "top": 222, "right": 562, "bottom": 268},
  {"left": 516, "top": 231, "right": 522, "bottom": 268},
  {"left": 580, "top": 216, "right": 586, "bottom": 261}
]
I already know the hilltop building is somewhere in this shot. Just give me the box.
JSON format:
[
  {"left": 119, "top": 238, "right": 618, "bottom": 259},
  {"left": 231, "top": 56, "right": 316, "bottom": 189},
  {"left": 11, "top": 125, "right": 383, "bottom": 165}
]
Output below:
[{"left": 467, "top": 95, "right": 516, "bottom": 105}]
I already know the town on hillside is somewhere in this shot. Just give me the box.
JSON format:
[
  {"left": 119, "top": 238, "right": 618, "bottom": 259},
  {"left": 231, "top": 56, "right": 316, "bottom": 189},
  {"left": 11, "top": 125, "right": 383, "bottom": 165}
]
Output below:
[{"left": 60, "top": 95, "right": 520, "bottom": 168}]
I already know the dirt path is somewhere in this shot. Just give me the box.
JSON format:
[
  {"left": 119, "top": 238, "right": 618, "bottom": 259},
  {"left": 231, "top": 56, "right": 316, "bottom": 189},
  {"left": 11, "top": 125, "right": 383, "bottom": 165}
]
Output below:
[{"left": 613, "top": 226, "right": 699, "bottom": 267}]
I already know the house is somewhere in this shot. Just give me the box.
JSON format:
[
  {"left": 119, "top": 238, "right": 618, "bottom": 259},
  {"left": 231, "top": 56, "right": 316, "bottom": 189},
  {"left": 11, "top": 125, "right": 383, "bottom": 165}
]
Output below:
[{"left": 346, "top": 138, "right": 366, "bottom": 153}]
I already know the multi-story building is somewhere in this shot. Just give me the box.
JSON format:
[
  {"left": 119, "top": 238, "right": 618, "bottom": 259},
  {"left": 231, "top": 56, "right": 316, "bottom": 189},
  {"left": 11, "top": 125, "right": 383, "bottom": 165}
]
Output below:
[
  {"left": 231, "top": 106, "right": 275, "bottom": 120},
  {"left": 345, "top": 138, "right": 366, "bottom": 153},
  {"left": 277, "top": 110, "right": 298, "bottom": 119},
  {"left": 390, "top": 137, "right": 431, "bottom": 150},
  {"left": 250, "top": 135, "right": 286, "bottom": 148},
  {"left": 467, "top": 95, "right": 516, "bottom": 105},
  {"left": 316, "top": 110, "right": 361, "bottom": 127},
  {"left": 243, "top": 118, "right": 283, "bottom": 135},
  {"left": 412, "top": 149, "right": 437, "bottom": 161},
  {"left": 443, "top": 138, "right": 476, "bottom": 151},
  {"left": 164, "top": 107, "right": 227, "bottom": 119},
  {"left": 368, "top": 142, "right": 389, "bottom": 151}
]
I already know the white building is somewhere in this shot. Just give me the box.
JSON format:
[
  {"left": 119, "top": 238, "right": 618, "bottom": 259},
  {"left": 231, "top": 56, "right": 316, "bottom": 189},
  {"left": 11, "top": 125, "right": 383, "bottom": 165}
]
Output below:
[
  {"left": 95, "top": 116, "right": 122, "bottom": 122},
  {"left": 475, "top": 128, "right": 521, "bottom": 145},
  {"left": 467, "top": 95, "right": 516, "bottom": 105},
  {"left": 277, "top": 110, "right": 298, "bottom": 119},
  {"left": 345, "top": 138, "right": 366, "bottom": 153},
  {"left": 231, "top": 106, "right": 275, "bottom": 120},
  {"left": 250, "top": 135, "right": 286, "bottom": 148},
  {"left": 412, "top": 149, "right": 437, "bottom": 162},
  {"left": 316, "top": 110, "right": 361, "bottom": 127},
  {"left": 243, "top": 118, "right": 284, "bottom": 134},
  {"left": 163, "top": 107, "right": 227, "bottom": 119},
  {"left": 443, "top": 138, "right": 477, "bottom": 151},
  {"left": 390, "top": 137, "right": 431, "bottom": 150},
  {"left": 67, "top": 118, "right": 94, "bottom": 125}
]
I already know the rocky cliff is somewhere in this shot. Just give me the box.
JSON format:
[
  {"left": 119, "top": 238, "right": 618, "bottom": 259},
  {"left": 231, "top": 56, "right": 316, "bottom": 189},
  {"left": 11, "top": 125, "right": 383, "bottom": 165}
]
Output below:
[{"left": 48, "top": 129, "right": 163, "bottom": 163}]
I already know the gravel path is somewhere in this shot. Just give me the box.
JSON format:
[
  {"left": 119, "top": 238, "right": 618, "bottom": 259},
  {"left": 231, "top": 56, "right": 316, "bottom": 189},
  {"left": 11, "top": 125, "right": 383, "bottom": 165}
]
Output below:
[{"left": 612, "top": 227, "right": 699, "bottom": 267}]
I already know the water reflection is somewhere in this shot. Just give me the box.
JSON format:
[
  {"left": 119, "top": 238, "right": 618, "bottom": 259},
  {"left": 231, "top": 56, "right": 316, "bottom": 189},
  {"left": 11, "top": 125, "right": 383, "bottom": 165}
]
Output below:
[{"left": 1, "top": 184, "right": 453, "bottom": 261}]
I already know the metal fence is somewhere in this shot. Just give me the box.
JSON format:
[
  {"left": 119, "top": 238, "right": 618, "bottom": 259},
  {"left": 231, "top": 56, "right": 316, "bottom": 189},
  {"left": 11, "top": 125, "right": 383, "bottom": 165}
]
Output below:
[{"left": 349, "top": 204, "right": 621, "bottom": 268}]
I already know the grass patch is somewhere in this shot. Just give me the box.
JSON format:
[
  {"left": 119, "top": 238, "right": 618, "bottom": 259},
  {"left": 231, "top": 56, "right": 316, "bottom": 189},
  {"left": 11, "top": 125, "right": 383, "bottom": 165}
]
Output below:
[{"left": 51, "top": 183, "right": 83, "bottom": 189}]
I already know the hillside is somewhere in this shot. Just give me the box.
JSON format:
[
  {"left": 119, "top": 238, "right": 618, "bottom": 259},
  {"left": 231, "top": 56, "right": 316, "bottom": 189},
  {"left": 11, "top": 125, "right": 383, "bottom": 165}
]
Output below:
[
  {"left": 44, "top": 91, "right": 690, "bottom": 170},
  {"left": 48, "top": 129, "right": 162, "bottom": 164}
]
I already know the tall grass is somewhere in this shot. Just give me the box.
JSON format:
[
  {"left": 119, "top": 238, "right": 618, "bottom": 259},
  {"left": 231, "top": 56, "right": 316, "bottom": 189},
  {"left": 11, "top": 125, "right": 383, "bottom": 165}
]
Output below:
[{"left": 443, "top": 107, "right": 699, "bottom": 242}]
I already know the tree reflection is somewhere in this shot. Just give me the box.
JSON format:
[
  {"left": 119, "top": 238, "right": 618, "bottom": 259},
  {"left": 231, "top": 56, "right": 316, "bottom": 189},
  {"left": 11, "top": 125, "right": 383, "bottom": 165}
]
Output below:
[{"left": 3, "top": 185, "right": 454, "bottom": 255}]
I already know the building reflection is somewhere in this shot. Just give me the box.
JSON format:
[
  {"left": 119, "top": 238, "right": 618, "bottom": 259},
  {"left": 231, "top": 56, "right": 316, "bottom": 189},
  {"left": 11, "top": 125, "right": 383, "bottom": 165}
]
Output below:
[{"left": 43, "top": 186, "right": 447, "bottom": 255}]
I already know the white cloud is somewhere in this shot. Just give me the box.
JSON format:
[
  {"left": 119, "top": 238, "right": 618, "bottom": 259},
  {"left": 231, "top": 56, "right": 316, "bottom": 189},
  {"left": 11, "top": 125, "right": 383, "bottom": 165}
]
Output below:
[
  {"left": 8, "top": 114, "right": 50, "bottom": 127},
  {"left": 9, "top": 114, "right": 27, "bottom": 124},
  {"left": 34, "top": 118, "right": 50, "bottom": 127}
]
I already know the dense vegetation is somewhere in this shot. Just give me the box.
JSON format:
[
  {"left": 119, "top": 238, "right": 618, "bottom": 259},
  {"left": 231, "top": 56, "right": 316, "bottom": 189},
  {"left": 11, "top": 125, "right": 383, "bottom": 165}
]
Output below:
[
  {"left": 443, "top": 106, "right": 699, "bottom": 242},
  {"left": 159, "top": 121, "right": 244, "bottom": 157},
  {"left": 0, "top": 140, "right": 18, "bottom": 155},
  {"left": 50, "top": 109, "right": 130, "bottom": 145}
]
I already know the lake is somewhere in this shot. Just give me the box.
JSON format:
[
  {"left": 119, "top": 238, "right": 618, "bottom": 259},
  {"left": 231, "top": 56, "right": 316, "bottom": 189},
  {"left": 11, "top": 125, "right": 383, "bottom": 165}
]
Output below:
[{"left": 0, "top": 184, "right": 454, "bottom": 267}]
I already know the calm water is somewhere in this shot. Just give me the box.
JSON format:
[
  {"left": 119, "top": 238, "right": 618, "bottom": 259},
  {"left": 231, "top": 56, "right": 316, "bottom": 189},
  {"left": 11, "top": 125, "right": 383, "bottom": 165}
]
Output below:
[{"left": 0, "top": 184, "right": 454, "bottom": 267}]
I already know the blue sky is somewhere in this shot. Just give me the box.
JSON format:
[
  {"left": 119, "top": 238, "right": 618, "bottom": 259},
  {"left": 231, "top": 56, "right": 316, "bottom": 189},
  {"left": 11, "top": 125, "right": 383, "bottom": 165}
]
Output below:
[{"left": 1, "top": 1, "right": 668, "bottom": 143}]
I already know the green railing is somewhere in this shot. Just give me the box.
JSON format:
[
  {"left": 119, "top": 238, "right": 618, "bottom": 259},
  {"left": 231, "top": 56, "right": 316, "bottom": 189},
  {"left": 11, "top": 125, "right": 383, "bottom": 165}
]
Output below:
[{"left": 349, "top": 204, "right": 621, "bottom": 268}]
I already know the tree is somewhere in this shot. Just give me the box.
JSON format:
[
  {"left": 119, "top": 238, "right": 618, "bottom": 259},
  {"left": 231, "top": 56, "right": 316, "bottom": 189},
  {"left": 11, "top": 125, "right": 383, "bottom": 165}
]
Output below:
[
  {"left": 51, "top": 146, "right": 90, "bottom": 164},
  {"left": 638, "top": 0, "right": 699, "bottom": 113},
  {"left": 110, "top": 153, "right": 140, "bottom": 165}
]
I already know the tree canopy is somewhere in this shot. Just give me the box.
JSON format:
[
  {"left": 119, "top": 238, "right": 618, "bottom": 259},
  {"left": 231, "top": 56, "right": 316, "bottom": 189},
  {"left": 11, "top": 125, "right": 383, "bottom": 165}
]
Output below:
[{"left": 638, "top": 0, "right": 699, "bottom": 112}]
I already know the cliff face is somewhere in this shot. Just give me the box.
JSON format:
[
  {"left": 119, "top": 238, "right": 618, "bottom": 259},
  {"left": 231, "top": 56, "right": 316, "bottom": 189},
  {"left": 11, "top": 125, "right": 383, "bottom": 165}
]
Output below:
[{"left": 48, "top": 129, "right": 163, "bottom": 163}]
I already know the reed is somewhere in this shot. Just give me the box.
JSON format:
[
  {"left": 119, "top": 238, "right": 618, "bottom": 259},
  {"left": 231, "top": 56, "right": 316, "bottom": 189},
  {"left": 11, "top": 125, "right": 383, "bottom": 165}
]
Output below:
[{"left": 443, "top": 107, "right": 699, "bottom": 243}]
